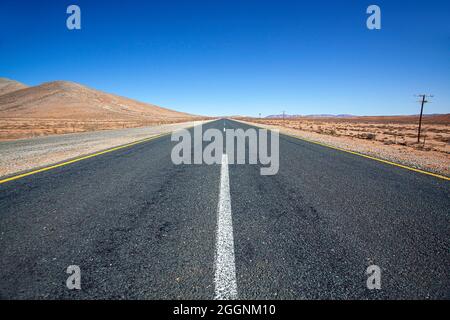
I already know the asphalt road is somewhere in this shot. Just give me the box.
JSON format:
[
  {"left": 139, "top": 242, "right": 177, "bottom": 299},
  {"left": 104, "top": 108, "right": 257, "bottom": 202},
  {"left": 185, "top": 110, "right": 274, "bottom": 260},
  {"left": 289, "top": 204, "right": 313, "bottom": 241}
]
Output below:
[{"left": 0, "top": 119, "right": 448, "bottom": 299}]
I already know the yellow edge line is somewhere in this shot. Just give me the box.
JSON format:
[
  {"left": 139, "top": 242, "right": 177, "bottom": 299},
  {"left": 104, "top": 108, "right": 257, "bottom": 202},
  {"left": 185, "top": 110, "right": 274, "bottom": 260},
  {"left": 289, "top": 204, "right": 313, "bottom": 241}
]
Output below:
[
  {"left": 244, "top": 120, "right": 450, "bottom": 181},
  {"left": 0, "top": 132, "right": 170, "bottom": 185}
]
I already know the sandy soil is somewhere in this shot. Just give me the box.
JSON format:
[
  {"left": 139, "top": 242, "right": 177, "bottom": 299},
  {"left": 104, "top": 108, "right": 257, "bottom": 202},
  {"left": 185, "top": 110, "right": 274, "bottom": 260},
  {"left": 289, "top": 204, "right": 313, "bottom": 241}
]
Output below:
[
  {"left": 0, "top": 120, "right": 211, "bottom": 178},
  {"left": 236, "top": 117, "right": 450, "bottom": 177},
  {"left": 0, "top": 117, "right": 208, "bottom": 140}
]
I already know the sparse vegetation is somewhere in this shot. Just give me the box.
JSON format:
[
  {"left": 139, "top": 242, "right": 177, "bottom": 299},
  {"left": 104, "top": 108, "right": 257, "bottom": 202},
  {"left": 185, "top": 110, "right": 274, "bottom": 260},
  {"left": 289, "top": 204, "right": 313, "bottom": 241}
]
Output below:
[
  {"left": 0, "top": 117, "right": 209, "bottom": 140},
  {"left": 235, "top": 115, "right": 450, "bottom": 155},
  {"left": 234, "top": 115, "right": 450, "bottom": 176}
]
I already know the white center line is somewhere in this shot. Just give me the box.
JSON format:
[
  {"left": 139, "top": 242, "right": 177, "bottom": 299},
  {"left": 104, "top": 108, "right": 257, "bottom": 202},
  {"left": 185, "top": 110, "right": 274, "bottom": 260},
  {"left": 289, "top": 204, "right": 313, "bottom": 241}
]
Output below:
[{"left": 214, "top": 153, "right": 238, "bottom": 300}]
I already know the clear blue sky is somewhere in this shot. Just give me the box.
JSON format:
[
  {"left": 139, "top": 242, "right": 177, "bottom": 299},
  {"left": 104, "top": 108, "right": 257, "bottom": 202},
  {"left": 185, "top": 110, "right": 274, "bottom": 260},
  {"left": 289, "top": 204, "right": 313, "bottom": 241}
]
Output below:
[{"left": 0, "top": 0, "right": 449, "bottom": 116}]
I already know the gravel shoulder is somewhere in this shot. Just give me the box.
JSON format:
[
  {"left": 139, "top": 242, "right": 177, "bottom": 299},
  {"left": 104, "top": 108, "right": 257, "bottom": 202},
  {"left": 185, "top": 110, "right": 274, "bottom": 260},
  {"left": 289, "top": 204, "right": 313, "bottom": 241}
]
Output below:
[
  {"left": 0, "top": 120, "right": 212, "bottom": 178},
  {"left": 237, "top": 119, "right": 450, "bottom": 178}
]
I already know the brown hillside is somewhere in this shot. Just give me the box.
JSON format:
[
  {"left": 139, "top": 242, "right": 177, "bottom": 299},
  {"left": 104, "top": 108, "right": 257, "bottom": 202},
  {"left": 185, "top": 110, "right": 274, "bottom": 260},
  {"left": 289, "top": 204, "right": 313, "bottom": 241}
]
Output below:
[
  {"left": 0, "top": 80, "right": 192, "bottom": 121},
  {"left": 0, "top": 78, "right": 28, "bottom": 96}
]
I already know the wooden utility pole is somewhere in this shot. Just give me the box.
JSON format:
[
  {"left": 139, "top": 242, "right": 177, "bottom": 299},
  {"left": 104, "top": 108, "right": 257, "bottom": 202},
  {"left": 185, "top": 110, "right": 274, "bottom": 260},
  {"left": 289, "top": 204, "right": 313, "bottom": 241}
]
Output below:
[{"left": 415, "top": 94, "right": 432, "bottom": 143}]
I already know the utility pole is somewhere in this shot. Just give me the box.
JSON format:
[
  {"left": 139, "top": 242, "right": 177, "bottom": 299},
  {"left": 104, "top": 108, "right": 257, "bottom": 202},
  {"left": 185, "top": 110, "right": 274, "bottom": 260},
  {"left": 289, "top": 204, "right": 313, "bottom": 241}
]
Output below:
[
  {"left": 415, "top": 94, "right": 432, "bottom": 143},
  {"left": 282, "top": 110, "right": 285, "bottom": 123}
]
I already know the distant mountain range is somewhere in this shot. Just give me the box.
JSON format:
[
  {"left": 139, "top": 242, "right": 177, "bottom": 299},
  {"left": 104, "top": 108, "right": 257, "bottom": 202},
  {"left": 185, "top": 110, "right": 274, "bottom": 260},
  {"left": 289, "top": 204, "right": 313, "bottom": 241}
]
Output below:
[
  {"left": 265, "top": 113, "right": 448, "bottom": 119},
  {"left": 266, "top": 114, "right": 356, "bottom": 119}
]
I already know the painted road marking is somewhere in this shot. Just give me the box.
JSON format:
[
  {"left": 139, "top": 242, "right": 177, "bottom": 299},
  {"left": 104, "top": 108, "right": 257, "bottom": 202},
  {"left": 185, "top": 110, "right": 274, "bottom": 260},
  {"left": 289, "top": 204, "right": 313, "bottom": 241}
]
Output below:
[{"left": 214, "top": 153, "right": 238, "bottom": 300}]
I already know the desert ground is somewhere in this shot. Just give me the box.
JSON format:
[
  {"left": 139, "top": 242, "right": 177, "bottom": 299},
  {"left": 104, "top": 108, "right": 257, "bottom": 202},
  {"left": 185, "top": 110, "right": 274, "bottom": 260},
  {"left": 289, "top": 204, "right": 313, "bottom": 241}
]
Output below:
[
  {"left": 237, "top": 115, "right": 450, "bottom": 177},
  {"left": 0, "top": 78, "right": 207, "bottom": 140},
  {"left": 0, "top": 117, "right": 203, "bottom": 140}
]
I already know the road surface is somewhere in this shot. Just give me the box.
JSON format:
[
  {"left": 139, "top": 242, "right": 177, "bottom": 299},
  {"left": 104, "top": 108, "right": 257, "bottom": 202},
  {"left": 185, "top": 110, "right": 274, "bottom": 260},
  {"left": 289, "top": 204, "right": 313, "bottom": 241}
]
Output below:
[{"left": 0, "top": 119, "right": 448, "bottom": 299}]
